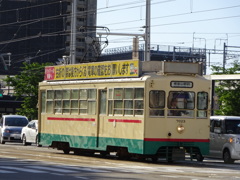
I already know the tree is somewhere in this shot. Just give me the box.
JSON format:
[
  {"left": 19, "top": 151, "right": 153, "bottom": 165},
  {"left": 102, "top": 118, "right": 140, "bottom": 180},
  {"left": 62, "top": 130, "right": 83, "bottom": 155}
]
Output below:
[
  {"left": 211, "top": 60, "right": 240, "bottom": 115},
  {"left": 4, "top": 62, "right": 52, "bottom": 119}
]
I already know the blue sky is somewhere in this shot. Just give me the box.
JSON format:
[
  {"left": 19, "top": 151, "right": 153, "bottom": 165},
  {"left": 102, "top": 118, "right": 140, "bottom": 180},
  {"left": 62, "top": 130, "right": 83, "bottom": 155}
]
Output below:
[{"left": 97, "top": 0, "right": 240, "bottom": 74}]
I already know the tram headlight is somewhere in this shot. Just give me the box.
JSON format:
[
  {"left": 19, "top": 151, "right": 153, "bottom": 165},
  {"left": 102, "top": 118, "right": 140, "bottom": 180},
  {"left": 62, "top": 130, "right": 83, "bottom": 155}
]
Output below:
[{"left": 177, "top": 124, "right": 185, "bottom": 134}]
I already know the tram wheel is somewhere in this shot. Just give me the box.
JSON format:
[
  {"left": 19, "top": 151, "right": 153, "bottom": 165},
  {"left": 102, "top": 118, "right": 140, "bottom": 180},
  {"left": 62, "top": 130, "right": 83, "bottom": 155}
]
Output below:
[
  {"left": 63, "top": 149, "right": 70, "bottom": 154},
  {"left": 196, "top": 153, "right": 204, "bottom": 162}
]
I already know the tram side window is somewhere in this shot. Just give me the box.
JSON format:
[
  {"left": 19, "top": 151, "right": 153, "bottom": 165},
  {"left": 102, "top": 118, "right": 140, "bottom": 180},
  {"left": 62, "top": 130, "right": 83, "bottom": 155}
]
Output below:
[
  {"left": 100, "top": 90, "right": 107, "bottom": 115},
  {"left": 88, "top": 89, "right": 96, "bottom": 115},
  {"left": 46, "top": 90, "right": 54, "bottom": 113},
  {"left": 197, "top": 92, "right": 208, "bottom": 118},
  {"left": 62, "top": 90, "right": 70, "bottom": 114},
  {"left": 41, "top": 91, "right": 46, "bottom": 113},
  {"left": 124, "top": 88, "right": 134, "bottom": 115},
  {"left": 79, "top": 89, "right": 97, "bottom": 115},
  {"left": 79, "top": 89, "right": 88, "bottom": 114},
  {"left": 54, "top": 90, "right": 62, "bottom": 114},
  {"left": 108, "top": 87, "right": 144, "bottom": 116},
  {"left": 71, "top": 89, "right": 79, "bottom": 114},
  {"left": 149, "top": 90, "right": 165, "bottom": 116},
  {"left": 134, "top": 88, "right": 144, "bottom": 115}
]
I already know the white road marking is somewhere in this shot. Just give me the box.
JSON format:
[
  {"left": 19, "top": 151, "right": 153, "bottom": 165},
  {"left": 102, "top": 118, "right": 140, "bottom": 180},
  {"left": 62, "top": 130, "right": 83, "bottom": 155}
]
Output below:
[
  {"left": 0, "top": 166, "right": 45, "bottom": 173},
  {"left": 0, "top": 170, "right": 16, "bottom": 173},
  {"left": 25, "top": 166, "right": 78, "bottom": 173}
]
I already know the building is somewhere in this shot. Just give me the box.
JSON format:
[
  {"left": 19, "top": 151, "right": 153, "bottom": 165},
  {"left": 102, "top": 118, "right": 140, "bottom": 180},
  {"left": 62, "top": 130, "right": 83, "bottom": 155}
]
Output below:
[
  {"left": 0, "top": 0, "right": 97, "bottom": 75},
  {"left": 0, "top": 0, "right": 97, "bottom": 115}
]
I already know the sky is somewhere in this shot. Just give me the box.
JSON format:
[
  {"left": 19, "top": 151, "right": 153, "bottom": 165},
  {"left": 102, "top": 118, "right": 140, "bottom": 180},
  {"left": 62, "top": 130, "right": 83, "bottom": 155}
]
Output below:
[{"left": 96, "top": 0, "right": 240, "bottom": 74}]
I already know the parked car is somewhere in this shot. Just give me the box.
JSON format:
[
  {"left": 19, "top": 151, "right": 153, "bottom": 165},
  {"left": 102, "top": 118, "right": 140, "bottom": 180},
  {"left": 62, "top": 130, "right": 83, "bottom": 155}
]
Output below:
[
  {"left": 21, "top": 120, "right": 41, "bottom": 146},
  {"left": 0, "top": 115, "right": 29, "bottom": 144},
  {"left": 206, "top": 116, "right": 240, "bottom": 163}
]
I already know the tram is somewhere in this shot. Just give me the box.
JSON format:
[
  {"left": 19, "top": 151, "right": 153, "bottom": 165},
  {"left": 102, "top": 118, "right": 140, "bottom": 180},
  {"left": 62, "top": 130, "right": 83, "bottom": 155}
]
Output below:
[{"left": 38, "top": 60, "right": 211, "bottom": 162}]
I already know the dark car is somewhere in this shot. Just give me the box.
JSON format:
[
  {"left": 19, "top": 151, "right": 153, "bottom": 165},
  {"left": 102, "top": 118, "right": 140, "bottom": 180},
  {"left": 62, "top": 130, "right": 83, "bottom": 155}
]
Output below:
[{"left": 0, "top": 115, "right": 29, "bottom": 144}]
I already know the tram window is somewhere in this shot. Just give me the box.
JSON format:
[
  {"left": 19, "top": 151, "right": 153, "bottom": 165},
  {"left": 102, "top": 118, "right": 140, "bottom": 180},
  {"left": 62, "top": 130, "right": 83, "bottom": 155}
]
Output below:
[
  {"left": 88, "top": 89, "right": 96, "bottom": 115},
  {"left": 197, "top": 92, "right": 208, "bottom": 110},
  {"left": 149, "top": 91, "right": 165, "bottom": 108},
  {"left": 47, "top": 90, "right": 54, "bottom": 99},
  {"left": 71, "top": 100, "right": 79, "bottom": 114},
  {"left": 72, "top": 89, "right": 79, "bottom": 99},
  {"left": 114, "top": 88, "right": 123, "bottom": 99},
  {"left": 41, "top": 91, "right": 46, "bottom": 113},
  {"left": 88, "top": 89, "right": 96, "bottom": 99},
  {"left": 108, "top": 87, "right": 144, "bottom": 116},
  {"left": 125, "top": 88, "right": 134, "bottom": 99},
  {"left": 149, "top": 90, "right": 165, "bottom": 116},
  {"left": 100, "top": 90, "right": 107, "bottom": 115},
  {"left": 62, "top": 100, "right": 70, "bottom": 113},
  {"left": 54, "top": 100, "right": 62, "bottom": 113},
  {"left": 108, "top": 89, "right": 113, "bottom": 99},
  {"left": 114, "top": 100, "right": 123, "bottom": 115},
  {"left": 79, "top": 100, "right": 87, "bottom": 114},
  {"left": 167, "top": 91, "right": 195, "bottom": 117},
  {"left": 108, "top": 100, "right": 113, "bottom": 115},
  {"left": 80, "top": 89, "right": 87, "bottom": 99},
  {"left": 62, "top": 90, "right": 70, "bottom": 99},
  {"left": 135, "top": 88, "right": 144, "bottom": 99},
  {"left": 46, "top": 101, "right": 53, "bottom": 113},
  {"left": 71, "top": 89, "right": 79, "bottom": 114},
  {"left": 88, "top": 101, "right": 96, "bottom": 115},
  {"left": 135, "top": 100, "right": 144, "bottom": 115},
  {"left": 124, "top": 100, "right": 133, "bottom": 115},
  {"left": 62, "top": 90, "right": 70, "bottom": 113},
  {"left": 197, "top": 92, "right": 208, "bottom": 118},
  {"left": 46, "top": 90, "right": 54, "bottom": 113},
  {"left": 55, "top": 90, "right": 62, "bottom": 99}
]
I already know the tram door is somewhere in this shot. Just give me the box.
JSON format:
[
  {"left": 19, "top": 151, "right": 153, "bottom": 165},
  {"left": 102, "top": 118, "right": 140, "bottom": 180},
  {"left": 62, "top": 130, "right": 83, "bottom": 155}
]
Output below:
[{"left": 97, "top": 89, "right": 107, "bottom": 147}]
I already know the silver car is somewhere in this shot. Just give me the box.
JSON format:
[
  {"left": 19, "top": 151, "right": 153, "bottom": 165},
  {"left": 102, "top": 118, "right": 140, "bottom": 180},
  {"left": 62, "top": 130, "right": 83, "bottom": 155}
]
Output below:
[
  {"left": 0, "top": 115, "right": 29, "bottom": 144},
  {"left": 21, "top": 120, "right": 41, "bottom": 146},
  {"left": 208, "top": 116, "right": 240, "bottom": 163}
]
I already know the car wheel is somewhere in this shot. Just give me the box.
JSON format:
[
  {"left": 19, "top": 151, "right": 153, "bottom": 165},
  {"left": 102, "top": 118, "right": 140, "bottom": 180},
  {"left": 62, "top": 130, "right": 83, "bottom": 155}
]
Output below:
[
  {"left": 0, "top": 135, "right": 5, "bottom": 144},
  {"left": 22, "top": 134, "right": 27, "bottom": 146},
  {"left": 223, "top": 150, "right": 235, "bottom": 164}
]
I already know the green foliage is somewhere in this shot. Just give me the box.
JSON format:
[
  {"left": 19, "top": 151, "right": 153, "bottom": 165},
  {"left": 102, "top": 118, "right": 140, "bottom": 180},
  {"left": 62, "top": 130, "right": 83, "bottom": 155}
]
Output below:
[
  {"left": 4, "top": 62, "right": 52, "bottom": 119},
  {"left": 211, "top": 60, "right": 240, "bottom": 115}
]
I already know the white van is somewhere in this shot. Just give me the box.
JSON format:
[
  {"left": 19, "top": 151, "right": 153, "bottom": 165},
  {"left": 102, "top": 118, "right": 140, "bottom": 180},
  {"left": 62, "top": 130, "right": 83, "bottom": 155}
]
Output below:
[{"left": 208, "top": 116, "right": 240, "bottom": 163}]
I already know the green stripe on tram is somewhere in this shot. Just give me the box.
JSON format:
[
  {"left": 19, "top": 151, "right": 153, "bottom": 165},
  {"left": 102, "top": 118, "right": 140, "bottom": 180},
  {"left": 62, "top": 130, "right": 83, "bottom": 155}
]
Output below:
[
  {"left": 39, "top": 133, "right": 209, "bottom": 155},
  {"left": 39, "top": 133, "right": 144, "bottom": 154}
]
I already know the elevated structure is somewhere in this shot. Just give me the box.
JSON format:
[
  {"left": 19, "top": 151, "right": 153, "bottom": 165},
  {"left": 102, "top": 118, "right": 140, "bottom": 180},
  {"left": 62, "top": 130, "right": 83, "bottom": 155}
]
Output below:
[
  {"left": 0, "top": 0, "right": 97, "bottom": 75},
  {"left": 99, "top": 44, "right": 207, "bottom": 74}
]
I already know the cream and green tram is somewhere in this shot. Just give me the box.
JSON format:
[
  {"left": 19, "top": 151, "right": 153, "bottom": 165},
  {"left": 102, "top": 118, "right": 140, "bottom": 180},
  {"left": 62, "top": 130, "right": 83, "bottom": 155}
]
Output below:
[{"left": 38, "top": 60, "right": 211, "bottom": 162}]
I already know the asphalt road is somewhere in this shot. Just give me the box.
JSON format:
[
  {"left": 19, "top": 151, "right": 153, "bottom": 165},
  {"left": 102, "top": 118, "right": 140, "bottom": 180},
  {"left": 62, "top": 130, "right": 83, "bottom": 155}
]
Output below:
[{"left": 0, "top": 143, "right": 240, "bottom": 180}]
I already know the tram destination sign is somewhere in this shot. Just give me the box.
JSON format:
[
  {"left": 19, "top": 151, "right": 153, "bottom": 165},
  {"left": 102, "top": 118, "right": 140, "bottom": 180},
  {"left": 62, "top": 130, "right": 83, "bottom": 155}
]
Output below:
[{"left": 44, "top": 59, "right": 139, "bottom": 80}]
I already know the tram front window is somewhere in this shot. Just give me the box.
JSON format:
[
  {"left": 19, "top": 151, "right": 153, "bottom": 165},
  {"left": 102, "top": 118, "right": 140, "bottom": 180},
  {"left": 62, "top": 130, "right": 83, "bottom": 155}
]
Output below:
[
  {"left": 168, "top": 91, "right": 194, "bottom": 117},
  {"left": 149, "top": 90, "right": 165, "bottom": 116}
]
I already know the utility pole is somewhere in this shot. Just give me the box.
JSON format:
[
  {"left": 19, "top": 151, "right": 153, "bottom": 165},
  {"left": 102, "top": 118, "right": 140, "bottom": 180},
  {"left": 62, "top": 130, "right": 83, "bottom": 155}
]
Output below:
[
  {"left": 70, "top": 0, "right": 77, "bottom": 64},
  {"left": 223, "top": 42, "right": 226, "bottom": 71},
  {"left": 145, "top": 0, "right": 151, "bottom": 61}
]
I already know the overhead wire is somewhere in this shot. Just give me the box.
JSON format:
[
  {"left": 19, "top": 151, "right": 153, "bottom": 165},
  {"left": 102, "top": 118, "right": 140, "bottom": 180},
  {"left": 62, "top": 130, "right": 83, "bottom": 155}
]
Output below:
[{"left": 1, "top": 0, "right": 240, "bottom": 62}]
